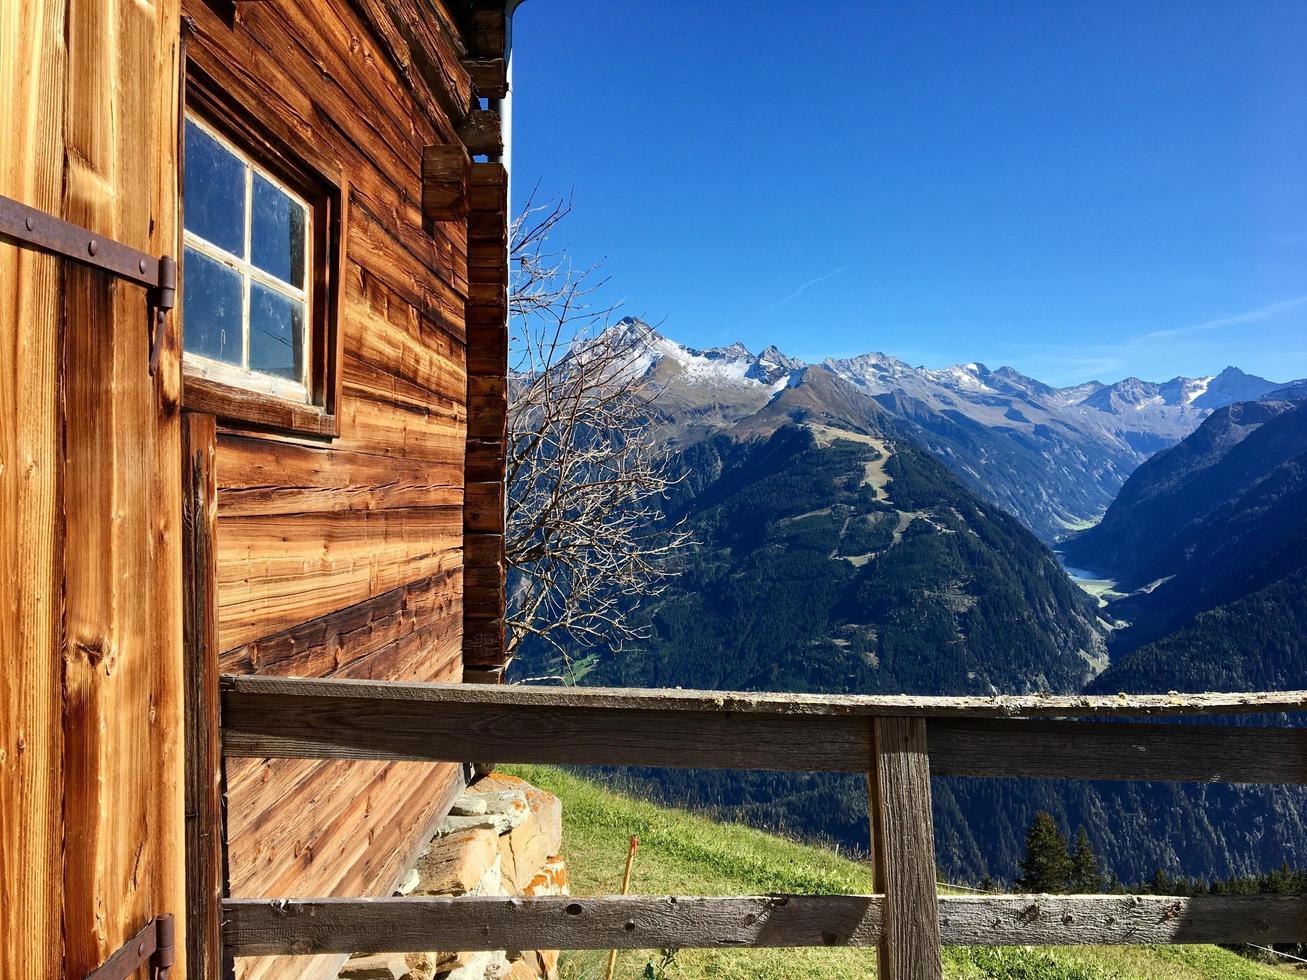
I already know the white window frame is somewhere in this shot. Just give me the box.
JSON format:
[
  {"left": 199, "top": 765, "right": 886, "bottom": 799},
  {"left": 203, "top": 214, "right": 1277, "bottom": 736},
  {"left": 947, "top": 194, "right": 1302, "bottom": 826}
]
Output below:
[{"left": 183, "top": 114, "right": 313, "bottom": 404}]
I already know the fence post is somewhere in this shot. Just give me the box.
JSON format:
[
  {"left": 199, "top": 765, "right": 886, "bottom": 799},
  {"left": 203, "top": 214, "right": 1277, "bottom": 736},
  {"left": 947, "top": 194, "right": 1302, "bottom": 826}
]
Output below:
[{"left": 869, "top": 716, "right": 942, "bottom": 979}]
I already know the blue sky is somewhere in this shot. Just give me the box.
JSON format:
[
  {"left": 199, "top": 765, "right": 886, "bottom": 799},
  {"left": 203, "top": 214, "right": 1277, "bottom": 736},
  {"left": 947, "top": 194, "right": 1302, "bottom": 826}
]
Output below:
[{"left": 510, "top": 1, "right": 1307, "bottom": 386}]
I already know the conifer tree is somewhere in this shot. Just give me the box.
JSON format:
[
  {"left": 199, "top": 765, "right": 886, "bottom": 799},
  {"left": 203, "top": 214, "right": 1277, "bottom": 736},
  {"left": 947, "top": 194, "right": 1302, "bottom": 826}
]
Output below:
[
  {"left": 1016, "top": 811, "right": 1072, "bottom": 892},
  {"left": 1068, "top": 827, "right": 1103, "bottom": 892}
]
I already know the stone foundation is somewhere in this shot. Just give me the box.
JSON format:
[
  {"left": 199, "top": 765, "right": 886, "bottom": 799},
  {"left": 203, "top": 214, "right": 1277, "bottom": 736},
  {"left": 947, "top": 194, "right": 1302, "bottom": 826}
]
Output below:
[{"left": 338, "top": 773, "right": 566, "bottom": 980}]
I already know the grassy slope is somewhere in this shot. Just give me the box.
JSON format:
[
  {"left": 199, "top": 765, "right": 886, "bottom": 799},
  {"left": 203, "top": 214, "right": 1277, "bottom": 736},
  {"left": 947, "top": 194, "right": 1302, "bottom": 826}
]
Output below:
[{"left": 505, "top": 765, "right": 1286, "bottom": 980}]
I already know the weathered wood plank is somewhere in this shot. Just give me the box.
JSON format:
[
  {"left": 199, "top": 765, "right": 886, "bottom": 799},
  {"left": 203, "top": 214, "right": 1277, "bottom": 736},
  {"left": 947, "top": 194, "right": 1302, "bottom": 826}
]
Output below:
[
  {"left": 222, "top": 895, "right": 887, "bottom": 956},
  {"left": 219, "top": 676, "right": 1307, "bottom": 720},
  {"left": 220, "top": 570, "right": 462, "bottom": 676},
  {"left": 182, "top": 414, "right": 227, "bottom": 979},
  {"left": 220, "top": 680, "right": 873, "bottom": 770},
  {"left": 938, "top": 893, "right": 1307, "bottom": 945},
  {"left": 464, "top": 480, "right": 505, "bottom": 533},
  {"left": 0, "top": 1, "right": 67, "bottom": 974},
  {"left": 464, "top": 56, "right": 506, "bottom": 98},
  {"left": 219, "top": 678, "right": 1307, "bottom": 782},
  {"left": 220, "top": 892, "right": 1307, "bottom": 956},
  {"left": 217, "top": 507, "right": 462, "bottom": 650},
  {"left": 422, "top": 143, "right": 471, "bottom": 221},
  {"left": 458, "top": 108, "right": 503, "bottom": 157},
  {"left": 870, "top": 717, "right": 941, "bottom": 979},
  {"left": 60, "top": 0, "right": 186, "bottom": 975},
  {"left": 349, "top": 0, "right": 473, "bottom": 130},
  {"left": 928, "top": 718, "right": 1307, "bottom": 784},
  {"left": 216, "top": 436, "right": 462, "bottom": 519}
]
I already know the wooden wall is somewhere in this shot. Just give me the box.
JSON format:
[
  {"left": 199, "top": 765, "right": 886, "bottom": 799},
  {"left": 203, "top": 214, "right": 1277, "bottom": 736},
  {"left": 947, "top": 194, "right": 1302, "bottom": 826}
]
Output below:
[
  {"left": 181, "top": 1, "right": 503, "bottom": 977},
  {"left": 1, "top": 0, "right": 186, "bottom": 977}
]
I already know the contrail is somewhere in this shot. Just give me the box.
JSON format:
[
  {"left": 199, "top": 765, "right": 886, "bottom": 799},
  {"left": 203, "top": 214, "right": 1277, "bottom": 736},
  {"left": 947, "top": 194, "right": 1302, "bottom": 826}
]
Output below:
[{"left": 738, "top": 266, "right": 847, "bottom": 327}]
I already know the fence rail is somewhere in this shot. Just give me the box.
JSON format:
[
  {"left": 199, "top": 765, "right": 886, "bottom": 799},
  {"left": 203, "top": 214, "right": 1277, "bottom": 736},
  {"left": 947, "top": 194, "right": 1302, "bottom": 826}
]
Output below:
[
  {"left": 221, "top": 893, "right": 1307, "bottom": 956},
  {"left": 217, "top": 677, "right": 1307, "bottom": 979},
  {"left": 221, "top": 676, "right": 1307, "bottom": 784}
]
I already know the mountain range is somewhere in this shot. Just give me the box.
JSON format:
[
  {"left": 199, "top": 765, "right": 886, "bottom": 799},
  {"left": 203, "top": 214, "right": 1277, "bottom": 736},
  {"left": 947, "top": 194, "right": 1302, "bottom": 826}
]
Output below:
[
  {"left": 613, "top": 317, "right": 1289, "bottom": 542},
  {"left": 516, "top": 319, "right": 1307, "bottom": 884}
]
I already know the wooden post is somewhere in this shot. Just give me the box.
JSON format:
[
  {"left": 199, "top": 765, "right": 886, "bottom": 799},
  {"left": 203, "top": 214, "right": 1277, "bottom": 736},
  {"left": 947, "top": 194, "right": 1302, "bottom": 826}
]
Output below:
[
  {"left": 182, "top": 414, "right": 227, "bottom": 979},
  {"left": 422, "top": 144, "right": 471, "bottom": 221},
  {"left": 868, "top": 716, "right": 942, "bottom": 980}
]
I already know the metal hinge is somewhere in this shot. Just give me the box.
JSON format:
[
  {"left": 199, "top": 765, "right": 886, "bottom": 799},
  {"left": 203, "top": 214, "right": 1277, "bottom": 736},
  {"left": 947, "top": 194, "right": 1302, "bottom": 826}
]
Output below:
[
  {"left": 84, "top": 914, "right": 175, "bottom": 980},
  {"left": 0, "top": 193, "right": 177, "bottom": 376}
]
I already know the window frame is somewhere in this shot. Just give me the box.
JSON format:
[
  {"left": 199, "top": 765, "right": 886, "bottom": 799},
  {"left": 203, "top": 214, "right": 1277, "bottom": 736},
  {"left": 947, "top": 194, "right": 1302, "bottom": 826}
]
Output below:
[{"left": 181, "top": 70, "right": 346, "bottom": 438}]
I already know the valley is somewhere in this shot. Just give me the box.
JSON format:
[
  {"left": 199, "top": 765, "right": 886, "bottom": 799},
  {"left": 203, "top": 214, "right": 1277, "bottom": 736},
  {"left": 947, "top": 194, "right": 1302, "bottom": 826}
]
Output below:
[{"left": 511, "top": 321, "right": 1307, "bottom": 885}]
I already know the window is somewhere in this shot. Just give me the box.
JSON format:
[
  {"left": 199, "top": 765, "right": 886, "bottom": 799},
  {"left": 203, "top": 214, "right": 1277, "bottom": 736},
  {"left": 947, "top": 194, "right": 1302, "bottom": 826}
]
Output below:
[
  {"left": 184, "top": 116, "right": 310, "bottom": 399},
  {"left": 180, "top": 100, "right": 344, "bottom": 437}
]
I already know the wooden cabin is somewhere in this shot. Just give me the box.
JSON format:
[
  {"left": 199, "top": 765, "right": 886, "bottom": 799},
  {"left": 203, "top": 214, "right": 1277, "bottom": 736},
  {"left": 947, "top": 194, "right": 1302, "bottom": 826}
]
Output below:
[{"left": 1, "top": 1, "right": 513, "bottom": 977}]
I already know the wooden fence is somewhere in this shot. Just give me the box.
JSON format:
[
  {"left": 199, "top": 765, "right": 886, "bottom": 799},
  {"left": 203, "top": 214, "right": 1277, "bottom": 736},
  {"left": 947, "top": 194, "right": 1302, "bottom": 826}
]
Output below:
[{"left": 213, "top": 678, "right": 1307, "bottom": 979}]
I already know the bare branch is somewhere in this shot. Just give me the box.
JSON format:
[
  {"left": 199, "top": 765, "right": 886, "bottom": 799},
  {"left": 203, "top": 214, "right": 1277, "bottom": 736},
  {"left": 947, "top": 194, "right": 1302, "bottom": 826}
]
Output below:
[{"left": 505, "top": 196, "right": 693, "bottom": 676}]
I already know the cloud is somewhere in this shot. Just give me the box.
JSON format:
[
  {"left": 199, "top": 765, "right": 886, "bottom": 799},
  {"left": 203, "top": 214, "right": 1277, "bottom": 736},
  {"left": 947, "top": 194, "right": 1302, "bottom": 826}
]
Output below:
[
  {"left": 998, "top": 292, "right": 1307, "bottom": 385},
  {"left": 1140, "top": 294, "right": 1307, "bottom": 342},
  {"left": 738, "top": 266, "right": 847, "bottom": 328}
]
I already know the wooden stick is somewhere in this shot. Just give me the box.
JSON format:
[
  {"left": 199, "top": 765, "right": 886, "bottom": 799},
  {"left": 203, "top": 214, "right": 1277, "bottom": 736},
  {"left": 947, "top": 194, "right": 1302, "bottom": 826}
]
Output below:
[{"left": 604, "top": 836, "right": 639, "bottom": 980}]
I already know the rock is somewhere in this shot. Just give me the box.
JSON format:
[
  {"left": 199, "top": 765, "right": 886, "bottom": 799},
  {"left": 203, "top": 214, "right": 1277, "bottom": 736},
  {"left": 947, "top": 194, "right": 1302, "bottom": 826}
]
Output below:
[
  {"left": 394, "top": 867, "right": 420, "bottom": 896},
  {"left": 449, "top": 793, "right": 489, "bottom": 817},
  {"left": 415, "top": 828, "right": 499, "bottom": 896},
  {"left": 482, "top": 778, "right": 562, "bottom": 893},
  {"left": 437, "top": 950, "right": 512, "bottom": 980},
  {"left": 522, "top": 856, "right": 569, "bottom": 898},
  {"left": 504, "top": 960, "right": 538, "bottom": 980},
  {"left": 337, "top": 952, "right": 407, "bottom": 979},
  {"left": 468, "top": 853, "right": 506, "bottom": 897},
  {"left": 503, "top": 949, "right": 559, "bottom": 980},
  {"left": 404, "top": 950, "right": 456, "bottom": 980}
]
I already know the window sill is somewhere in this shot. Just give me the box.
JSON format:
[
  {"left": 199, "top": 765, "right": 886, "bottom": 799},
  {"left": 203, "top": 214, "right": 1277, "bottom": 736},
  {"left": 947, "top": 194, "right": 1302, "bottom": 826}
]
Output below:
[{"left": 183, "top": 371, "right": 339, "bottom": 438}]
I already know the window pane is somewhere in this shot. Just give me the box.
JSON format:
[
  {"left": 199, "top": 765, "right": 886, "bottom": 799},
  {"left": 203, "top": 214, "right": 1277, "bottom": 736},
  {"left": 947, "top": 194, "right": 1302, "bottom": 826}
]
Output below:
[
  {"left": 251, "top": 173, "right": 307, "bottom": 287},
  {"left": 249, "top": 282, "right": 305, "bottom": 382},
  {"left": 183, "top": 247, "right": 243, "bottom": 366},
  {"left": 184, "top": 120, "right": 245, "bottom": 256}
]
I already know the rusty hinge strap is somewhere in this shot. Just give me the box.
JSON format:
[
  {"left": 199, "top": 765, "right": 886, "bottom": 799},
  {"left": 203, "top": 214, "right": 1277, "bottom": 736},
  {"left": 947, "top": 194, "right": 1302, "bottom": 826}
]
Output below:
[
  {"left": 0, "top": 193, "right": 177, "bottom": 375},
  {"left": 83, "top": 914, "right": 175, "bottom": 980}
]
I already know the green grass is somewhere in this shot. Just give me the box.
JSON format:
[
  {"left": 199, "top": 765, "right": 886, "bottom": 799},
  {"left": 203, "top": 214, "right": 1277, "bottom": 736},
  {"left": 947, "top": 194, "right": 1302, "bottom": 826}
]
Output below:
[{"left": 504, "top": 765, "right": 1288, "bottom": 980}]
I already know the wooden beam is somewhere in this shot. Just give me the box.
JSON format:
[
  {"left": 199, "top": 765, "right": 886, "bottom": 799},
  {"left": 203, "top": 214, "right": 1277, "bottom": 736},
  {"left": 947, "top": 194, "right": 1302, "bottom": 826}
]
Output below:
[
  {"left": 939, "top": 893, "right": 1307, "bottom": 945},
  {"left": 219, "top": 678, "right": 1307, "bottom": 783},
  {"left": 466, "top": 6, "right": 506, "bottom": 59},
  {"left": 869, "top": 717, "right": 941, "bottom": 979},
  {"left": 421, "top": 144, "right": 471, "bottom": 222},
  {"left": 223, "top": 894, "right": 885, "bottom": 956},
  {"left": 928, "top": 718, "right": 1307, "bottom": 784},
  {"left": 220, "top": 892, "right": 1307, "bottom": 957},
  {"left": 182, "top": 414, "right": 227, "bottom": 979},
  {"left": 219, "top": 676, "right": 1307, "bottom": 720},
  {"left": 464, "top": 57, "right": 506, "bottom": 98},
  {"left": 458, "top": 108, "right": 502, "bottom": 157}
]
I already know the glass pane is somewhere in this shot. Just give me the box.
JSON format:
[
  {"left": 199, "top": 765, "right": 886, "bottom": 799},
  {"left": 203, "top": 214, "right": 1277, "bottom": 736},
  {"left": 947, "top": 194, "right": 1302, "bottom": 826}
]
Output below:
[
  {"left": 249, "top": 282, "right": 305, "bottom": 382},
  {"left": 183, "top": 119, "right": 245, "bottom": 256},
  {"left": 182, "top": 247, "right": 242, "bottom": 366},
  {"left": 251, "top": 173, "right": 307, "bottom": 287}
]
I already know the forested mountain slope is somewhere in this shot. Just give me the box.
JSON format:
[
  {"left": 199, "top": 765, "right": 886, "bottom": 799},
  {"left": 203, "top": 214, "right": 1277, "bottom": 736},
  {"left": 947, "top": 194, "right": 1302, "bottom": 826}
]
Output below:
[
  {"left": 1066, "top": 399, "right": 1307, "bottom": 661},
  {"left": 601, "top": 422, "right": 1107, "bottom": 696}
]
